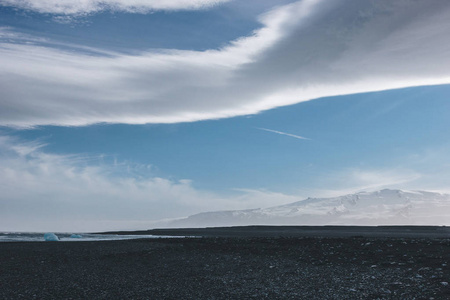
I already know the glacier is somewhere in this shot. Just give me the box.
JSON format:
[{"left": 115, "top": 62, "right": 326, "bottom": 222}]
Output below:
[{"left": 169, "top": 189, "right": 450, "bottom": 228}]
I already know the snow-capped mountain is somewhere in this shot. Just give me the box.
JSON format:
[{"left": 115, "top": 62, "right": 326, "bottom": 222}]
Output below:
[{"left": 169, "top": 189, "right": 450, "bottom": 227}]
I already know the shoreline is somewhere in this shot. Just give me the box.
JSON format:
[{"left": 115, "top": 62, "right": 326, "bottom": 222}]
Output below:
[{"left": 97, "top": 225, "right": 450, "bottom": 239}]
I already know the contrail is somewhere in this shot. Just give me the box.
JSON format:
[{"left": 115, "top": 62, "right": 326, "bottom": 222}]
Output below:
[{"left": 256, "top": 127, "right": 310, "bottom": 140}]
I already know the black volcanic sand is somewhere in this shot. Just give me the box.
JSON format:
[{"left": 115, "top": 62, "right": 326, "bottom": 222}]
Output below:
[{"left": 1, "top": 232, "right": 450, "bottom": 299}]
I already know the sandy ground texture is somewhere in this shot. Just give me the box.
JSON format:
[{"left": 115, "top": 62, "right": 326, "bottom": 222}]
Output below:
[{"left": 1, "top": 235, "right": 449, "bottom": 299}]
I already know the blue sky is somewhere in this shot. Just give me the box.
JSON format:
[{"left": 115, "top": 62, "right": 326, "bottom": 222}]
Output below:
[{"left": 1, "top": 0, "right": 450, "bottom": 231}]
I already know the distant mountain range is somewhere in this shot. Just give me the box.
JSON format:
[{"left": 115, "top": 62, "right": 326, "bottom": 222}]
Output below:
[{"left": 167, "top": 189, "right": 450, "bottom": 228}]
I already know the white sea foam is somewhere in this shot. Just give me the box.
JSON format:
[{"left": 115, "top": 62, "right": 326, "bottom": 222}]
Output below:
[{"left": 0, "top": 232, "right": 178, "bottom": 242}]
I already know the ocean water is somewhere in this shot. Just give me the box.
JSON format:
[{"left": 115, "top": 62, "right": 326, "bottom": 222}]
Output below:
[{"left": 0, "top": 232, "right": 170, "bottom": 242}]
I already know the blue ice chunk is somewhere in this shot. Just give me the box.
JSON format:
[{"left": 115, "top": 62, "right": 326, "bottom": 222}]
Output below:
[
  {"left": 69, "top": 234, "right": 82, "bottom": 238},
  {"left": 44, "top": 233, "right": 59, "bottom": 241}
]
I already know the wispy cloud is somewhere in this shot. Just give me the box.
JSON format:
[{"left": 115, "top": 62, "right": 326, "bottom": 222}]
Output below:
[
  {"left": 1, "top": 0, "right": 450, "bottom": 127},
  {"left": 307, "top": 168, "right": 423, "bottom": 198},
  {"left": 0, "top": 0, "right": 230, "bottom": 15},
  {"left": 0, "top": 136, "right": 301, "bottom": 231},
  {"left": 2, "top": 135, "right": 450, "bottom": 231},
  {"left": 256, "top": 127, "right": 310, "bottom": 140}
]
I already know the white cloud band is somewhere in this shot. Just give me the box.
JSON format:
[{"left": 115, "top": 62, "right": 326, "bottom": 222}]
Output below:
[
  {"left": 1, "top": 0, "right": 450, "bottom": 127},
  {"left": 0, "top": 0, "right": 230, "bottom": 14}
]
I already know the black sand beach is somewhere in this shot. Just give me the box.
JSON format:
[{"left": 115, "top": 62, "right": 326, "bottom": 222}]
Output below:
[{"left": 1, "top": 226, "right": 449, "bottom": 299}]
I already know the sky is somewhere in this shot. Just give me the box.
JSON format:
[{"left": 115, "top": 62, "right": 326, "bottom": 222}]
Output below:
[{"left": 1, "top": 0, "right": 450, "bottom": 232}]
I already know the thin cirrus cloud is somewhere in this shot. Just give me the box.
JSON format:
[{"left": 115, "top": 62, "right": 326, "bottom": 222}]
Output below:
[
  {"left": 0, "top": 0, "right": 230, "bottom": 14},
  {"left": 256, "top": 128, "right": 310, "bottom": 140},
  {"left": 1, "top": 0, "right": 450, "bottom": 127}
]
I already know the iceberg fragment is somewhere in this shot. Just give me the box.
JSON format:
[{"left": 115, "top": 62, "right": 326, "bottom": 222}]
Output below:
[
  {"left": 43, "top": 233, "right": 59, "bottom": 241},
  {"left": 69, "top": 234, "right": 82, "bottom": 239}
]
